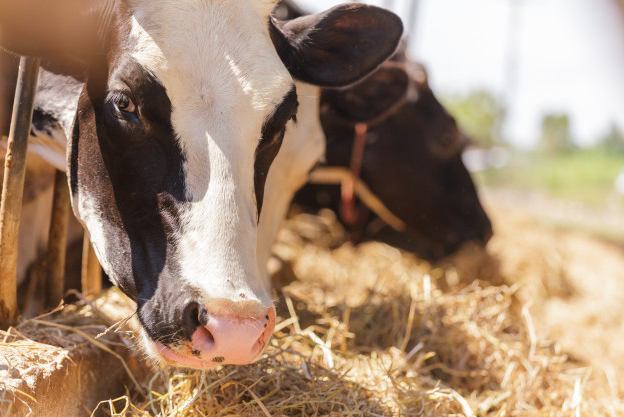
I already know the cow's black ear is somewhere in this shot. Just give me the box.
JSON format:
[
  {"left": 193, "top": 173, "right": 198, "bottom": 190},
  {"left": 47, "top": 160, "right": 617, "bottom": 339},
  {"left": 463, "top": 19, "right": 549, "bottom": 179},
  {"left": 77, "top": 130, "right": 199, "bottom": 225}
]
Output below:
[
  {"left": 322, "top": 66, "right": 408, "bottom": 123},
  {"left": 0, "top": 0, "right": 113, "bottom": 64},
  {"left": 270, "top": 4, "right": 403, "bottom": 88}
]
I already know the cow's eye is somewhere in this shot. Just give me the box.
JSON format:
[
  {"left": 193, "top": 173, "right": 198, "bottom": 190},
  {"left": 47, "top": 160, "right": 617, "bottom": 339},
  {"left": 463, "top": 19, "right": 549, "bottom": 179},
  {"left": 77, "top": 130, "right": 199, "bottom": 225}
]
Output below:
[{"left": 112, "top": 93, "right": 136, "bottom": 114}]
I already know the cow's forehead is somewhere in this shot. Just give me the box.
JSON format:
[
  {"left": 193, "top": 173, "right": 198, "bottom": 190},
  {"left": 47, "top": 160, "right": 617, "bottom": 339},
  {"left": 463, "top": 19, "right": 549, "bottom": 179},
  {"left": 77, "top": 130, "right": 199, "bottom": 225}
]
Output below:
[{"left": 126, "top": 0, "right": 291, "bottom": 114}]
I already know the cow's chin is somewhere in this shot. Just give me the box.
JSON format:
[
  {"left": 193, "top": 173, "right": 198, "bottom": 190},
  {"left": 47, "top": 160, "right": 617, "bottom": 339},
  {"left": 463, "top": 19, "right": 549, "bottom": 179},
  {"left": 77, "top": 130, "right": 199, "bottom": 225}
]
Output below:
[
  {"left": 141, "top": 336, "right": 254, "bottom": 369},
  {"left": 149, "top": 341, "right": 217, "bottom": 369}
]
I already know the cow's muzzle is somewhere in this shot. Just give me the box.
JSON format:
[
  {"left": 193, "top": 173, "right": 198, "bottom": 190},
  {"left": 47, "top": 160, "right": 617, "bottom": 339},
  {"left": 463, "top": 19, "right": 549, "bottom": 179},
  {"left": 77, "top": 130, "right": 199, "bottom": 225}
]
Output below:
[{"left": 146, "top": 304, "right": 276, "bottom": 369}]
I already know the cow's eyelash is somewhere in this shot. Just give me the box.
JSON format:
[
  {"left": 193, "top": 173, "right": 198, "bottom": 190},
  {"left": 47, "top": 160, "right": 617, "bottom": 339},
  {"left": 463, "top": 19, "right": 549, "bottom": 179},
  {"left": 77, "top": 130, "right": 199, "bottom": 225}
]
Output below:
[{"left": 106, "top": 91, "right": 133, "bottom": 105}]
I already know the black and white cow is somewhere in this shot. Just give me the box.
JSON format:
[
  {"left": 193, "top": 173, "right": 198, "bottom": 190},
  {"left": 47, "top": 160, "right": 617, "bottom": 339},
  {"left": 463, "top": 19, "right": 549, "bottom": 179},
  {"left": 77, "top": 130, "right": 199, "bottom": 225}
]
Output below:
[{"left": 0, "top": 0, "right": 402, "bottom": 368}]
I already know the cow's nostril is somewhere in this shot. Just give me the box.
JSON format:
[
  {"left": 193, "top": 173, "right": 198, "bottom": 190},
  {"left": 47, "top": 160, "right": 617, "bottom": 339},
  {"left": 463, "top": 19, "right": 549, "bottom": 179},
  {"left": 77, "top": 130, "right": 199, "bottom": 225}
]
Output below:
[
  {"left": 182, "top": 302, "right": 202, "bottom": 341},
  {"left": 198, "top": 307, "right": 209, "bottom": 327}
]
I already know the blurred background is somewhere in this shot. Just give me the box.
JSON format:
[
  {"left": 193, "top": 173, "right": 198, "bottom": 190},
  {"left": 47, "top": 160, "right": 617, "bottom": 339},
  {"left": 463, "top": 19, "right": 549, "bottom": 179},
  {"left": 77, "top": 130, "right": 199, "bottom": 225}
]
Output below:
[{"left": 299, "top": 0, "right": 624, "bottom": 240}]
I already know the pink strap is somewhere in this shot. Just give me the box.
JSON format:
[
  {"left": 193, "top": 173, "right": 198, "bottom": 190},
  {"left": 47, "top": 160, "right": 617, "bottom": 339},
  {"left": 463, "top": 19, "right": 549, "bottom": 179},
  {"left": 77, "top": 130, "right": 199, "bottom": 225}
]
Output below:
[{"left": 340, "top": 122, "right": 368, "bottom": 226}]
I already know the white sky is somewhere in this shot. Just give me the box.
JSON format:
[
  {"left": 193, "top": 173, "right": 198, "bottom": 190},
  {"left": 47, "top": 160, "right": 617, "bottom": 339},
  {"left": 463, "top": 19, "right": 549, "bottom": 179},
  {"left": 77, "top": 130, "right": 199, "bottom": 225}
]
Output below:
[{"left": 296, "top": 0, "right": 624, "bottom": 148}]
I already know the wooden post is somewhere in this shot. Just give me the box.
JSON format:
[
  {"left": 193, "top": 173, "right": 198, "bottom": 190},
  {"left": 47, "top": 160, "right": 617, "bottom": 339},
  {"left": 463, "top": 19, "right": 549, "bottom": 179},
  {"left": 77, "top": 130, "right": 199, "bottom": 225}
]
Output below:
[
  {"left": 0, "top": 57, "right": 40, "bottom": 328},
  {"left": 81, "top": 233, "right": 102, "bottom": 296},
  {"left": 45, "top": 170, "right": 71, "bottom": 308}
]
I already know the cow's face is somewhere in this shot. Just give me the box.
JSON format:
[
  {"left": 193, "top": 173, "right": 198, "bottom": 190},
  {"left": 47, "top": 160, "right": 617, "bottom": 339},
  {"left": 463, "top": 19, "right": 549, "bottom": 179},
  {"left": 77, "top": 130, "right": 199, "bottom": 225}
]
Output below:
[
  {"left": 0, "top": 0, "right": 402, "bottom": 368},
  {"left": 321, "top": 61, "right": 492, "bottom": 259},
  {"left": 73, "top": 0, "right": 296, "bottom": 368}
]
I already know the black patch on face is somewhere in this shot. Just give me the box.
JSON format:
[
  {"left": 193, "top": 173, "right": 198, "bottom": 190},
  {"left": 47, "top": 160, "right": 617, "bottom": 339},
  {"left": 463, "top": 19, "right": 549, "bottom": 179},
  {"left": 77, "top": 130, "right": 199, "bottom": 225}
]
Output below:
[
  {"left": 70, "top": 51, "right": 188, "bottom": 308},
  {"left": 254, "top": 85, "right": 298, "bottom": 217}
]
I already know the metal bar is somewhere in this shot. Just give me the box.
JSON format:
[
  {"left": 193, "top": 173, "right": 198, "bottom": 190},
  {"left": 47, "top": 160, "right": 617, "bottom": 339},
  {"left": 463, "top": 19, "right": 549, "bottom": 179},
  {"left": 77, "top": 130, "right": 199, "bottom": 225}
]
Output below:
[
  {"left": 81, "top": 232, "right": 102, "bottom": 296},
  {"left": 0, "top": 56, "right": 40, "bottom": 328},
  {"left": 45, "top": 170, "right": 71, "bottom": 308}
]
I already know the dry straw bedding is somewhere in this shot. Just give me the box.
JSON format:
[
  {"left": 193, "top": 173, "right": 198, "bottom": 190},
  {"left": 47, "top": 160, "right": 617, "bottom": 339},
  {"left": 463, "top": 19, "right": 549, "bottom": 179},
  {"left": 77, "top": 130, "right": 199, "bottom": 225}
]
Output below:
[{"left": 2, "top": 209, "right": 623, "bottom": 416}]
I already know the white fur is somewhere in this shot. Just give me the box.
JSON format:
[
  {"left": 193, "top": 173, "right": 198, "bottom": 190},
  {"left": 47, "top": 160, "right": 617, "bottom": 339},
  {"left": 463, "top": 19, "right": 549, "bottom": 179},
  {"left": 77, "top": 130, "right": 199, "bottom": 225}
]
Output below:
[
  {"left": 34, "top": 69, "right": 83, "bottom": 143},
  {"left": 28, "top": 68, "right": 84, "bottom": 171},
  {"left": 256, "top": 82, "right": 325, "bottom": 286},
  {"left": 125, "top": 0, "right": 292, "bottom": 311}
]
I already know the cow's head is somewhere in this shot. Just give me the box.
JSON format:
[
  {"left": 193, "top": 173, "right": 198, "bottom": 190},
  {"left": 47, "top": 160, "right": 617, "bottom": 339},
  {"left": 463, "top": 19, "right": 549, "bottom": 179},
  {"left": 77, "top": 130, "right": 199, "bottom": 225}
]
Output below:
[
  {"left": 319, "top": 59, "right": 492, "bottom": 259},
  {"left": 0, "top": 0, "right": 402, "bottom": 368}
]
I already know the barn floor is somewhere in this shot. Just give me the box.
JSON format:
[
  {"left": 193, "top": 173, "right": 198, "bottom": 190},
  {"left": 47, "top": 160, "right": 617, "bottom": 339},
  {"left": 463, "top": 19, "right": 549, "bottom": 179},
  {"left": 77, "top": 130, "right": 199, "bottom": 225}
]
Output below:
[{"left": 3, "top": 199, "right": 624, "bottom": 416}]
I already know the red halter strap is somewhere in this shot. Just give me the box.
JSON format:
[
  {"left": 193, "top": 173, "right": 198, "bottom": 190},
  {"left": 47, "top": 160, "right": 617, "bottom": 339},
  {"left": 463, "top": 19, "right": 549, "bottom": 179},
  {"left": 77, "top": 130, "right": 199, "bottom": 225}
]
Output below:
[
  {"left": 335, "top": 61, "right": 419, "bottom": 228},
  {"left": 340, "top": 122, "right": 368, "bottom": 226}
]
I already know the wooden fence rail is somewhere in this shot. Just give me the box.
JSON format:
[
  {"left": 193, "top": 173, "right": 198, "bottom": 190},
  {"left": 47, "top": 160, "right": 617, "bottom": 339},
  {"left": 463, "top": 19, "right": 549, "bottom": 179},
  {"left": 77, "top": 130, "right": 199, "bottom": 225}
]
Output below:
[{"left": 0, "top": 56, "right": 41, "bottom": 328}]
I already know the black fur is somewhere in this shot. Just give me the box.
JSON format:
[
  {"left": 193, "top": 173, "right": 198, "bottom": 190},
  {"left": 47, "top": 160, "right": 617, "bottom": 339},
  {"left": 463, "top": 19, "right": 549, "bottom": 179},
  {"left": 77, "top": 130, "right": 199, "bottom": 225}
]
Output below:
[{"left": 255, "top": 86, "right": 298, "bottom": 217}]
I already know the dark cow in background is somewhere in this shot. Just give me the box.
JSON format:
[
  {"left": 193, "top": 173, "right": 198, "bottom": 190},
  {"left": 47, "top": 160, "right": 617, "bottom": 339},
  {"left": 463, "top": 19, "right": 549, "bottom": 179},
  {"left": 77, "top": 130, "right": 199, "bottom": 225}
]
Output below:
[
  {"left": 0, "top": 0, "right": 402, "bottom": 368},
  {"left": 296, "top": 57, "right": 492, "bottom": 259},
  {"left": 274, "top": 0, "right": 492, "bottom": 259}
]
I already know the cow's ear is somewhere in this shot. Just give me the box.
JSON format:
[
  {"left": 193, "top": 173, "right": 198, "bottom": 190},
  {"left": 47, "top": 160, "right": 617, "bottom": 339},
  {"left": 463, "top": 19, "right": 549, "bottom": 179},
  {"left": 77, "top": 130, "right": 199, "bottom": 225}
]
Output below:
[
  {"left": 321, "top": 66, "right": 408, "bottom": 123},
  {"left": 0, "top": 0, "right": 112, "bottom": 64},
  {"left": 270, "top": 4, "right": 403, "bottom": 88}
]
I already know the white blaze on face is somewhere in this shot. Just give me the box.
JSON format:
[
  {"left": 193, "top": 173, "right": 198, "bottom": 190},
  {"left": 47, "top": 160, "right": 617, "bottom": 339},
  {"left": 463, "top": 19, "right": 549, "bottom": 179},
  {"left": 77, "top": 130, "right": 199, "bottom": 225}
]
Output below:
[
  {"left": 256, "top": 82, "right": 325, "bottom": 287},
  {"left": 128, "top": 0, "right": 292, "bottom": 311}
]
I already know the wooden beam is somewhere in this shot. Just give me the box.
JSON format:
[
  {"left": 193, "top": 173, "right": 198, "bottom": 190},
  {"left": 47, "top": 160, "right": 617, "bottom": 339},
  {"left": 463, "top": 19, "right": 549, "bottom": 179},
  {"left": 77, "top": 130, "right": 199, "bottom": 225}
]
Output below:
[
  {"left": 45, "top": 170, "right": 71, "bottom": 308},
  {"left": 0, "top": 56, "right": 40, "bottom": 328}
]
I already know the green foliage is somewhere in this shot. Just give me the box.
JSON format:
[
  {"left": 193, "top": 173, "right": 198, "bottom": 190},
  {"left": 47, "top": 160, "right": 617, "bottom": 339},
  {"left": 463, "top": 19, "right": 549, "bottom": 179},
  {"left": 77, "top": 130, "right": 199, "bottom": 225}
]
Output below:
[
  {"left": 442, "top": 90, "right": 506, "bottom": 147},
  {"left": 593, "top": 123, "right": 624, "bottom": 154},
  {"left": 474, "top": 148, "right": 624, "bottom": 206},
  {"left": 539, "top": 113, "right": 574, "bottom": 153}
]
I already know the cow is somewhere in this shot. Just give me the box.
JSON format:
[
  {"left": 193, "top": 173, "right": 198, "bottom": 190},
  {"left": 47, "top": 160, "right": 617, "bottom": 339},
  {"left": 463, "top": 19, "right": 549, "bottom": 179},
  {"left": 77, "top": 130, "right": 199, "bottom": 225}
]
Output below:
[
  {"left": 0, "top": 0, "right": 403, "bottom": 368},
  {"left": 294, "top": 57, "right": 493, "bottom": 259},
  {"left": 273, "top": 0, "right": 492, "bottom": 259}
]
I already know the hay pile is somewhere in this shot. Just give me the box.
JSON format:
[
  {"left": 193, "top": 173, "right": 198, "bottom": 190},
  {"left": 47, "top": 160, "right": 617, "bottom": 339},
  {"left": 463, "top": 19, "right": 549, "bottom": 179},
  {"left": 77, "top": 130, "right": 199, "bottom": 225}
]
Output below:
[
  {"left": 4, "top": 208, "right": 624, "bottom": 416},
  {"left": 92, "top": 210, "right": 620, "bottom": 416},
  {"left": 0, "top": 291, "right": 139, "bottom": 416}
]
